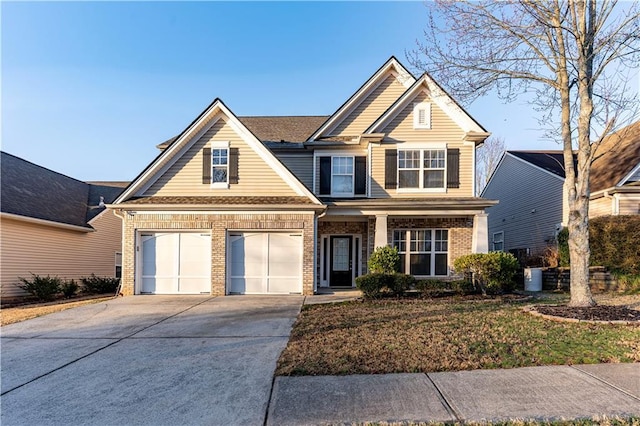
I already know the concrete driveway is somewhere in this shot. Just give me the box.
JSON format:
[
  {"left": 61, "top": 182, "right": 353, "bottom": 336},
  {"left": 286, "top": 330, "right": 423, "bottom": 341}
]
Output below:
[{"left": 1, "top": 295, "right": 303, "bottom": 426}]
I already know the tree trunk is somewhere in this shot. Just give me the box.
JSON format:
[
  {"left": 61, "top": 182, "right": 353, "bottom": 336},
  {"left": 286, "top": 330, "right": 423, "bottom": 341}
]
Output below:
[{"left": 567, "top": 196, "right": 595, "bottom": 307}]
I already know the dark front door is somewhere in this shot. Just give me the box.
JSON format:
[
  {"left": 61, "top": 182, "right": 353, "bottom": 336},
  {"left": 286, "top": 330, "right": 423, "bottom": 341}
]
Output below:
[{"left": 330, "top": 236, "right": 353, "bottom": 287}]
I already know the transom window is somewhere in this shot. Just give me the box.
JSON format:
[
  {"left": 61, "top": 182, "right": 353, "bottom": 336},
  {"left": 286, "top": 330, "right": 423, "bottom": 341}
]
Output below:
[
  {"left": 212, "top": 148, "right": 228, "bottom": 184},
  {"left": 393, "top": 229, "right": 448, "bottom": 276},
  {"left": 398, "top": 149, "right": 445, "bottom": 190},
  {"left": 331, "top": 156, "right": 354, "bottom": 196}
]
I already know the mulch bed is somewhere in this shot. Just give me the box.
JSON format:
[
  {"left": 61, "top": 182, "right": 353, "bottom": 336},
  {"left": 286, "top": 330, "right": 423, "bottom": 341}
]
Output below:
[{"left": 534, "top": 305, "right": 640, "bottom": 322}]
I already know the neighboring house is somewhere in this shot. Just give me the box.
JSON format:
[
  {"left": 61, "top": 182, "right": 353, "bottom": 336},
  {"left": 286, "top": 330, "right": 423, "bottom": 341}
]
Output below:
[
  {"left": 482, "top": 121, "right": 640, "bottom": 257},
  {"left": 0, "top": 152, "right": 126, "bottom": 298},
  {"left": 110, "top": 57, "right": 496, "bottom": 296}
]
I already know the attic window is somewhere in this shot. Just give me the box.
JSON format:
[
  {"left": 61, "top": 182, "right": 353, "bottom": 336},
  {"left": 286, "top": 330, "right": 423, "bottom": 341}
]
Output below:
[{"left": 413, "top": 102, "right": 431, "bottom": 129}]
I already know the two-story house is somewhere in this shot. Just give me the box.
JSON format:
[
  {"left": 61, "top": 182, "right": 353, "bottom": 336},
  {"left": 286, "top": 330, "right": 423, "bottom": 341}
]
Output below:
[{"left": 110, "top": 57, "right": 496, "bottom": 296}]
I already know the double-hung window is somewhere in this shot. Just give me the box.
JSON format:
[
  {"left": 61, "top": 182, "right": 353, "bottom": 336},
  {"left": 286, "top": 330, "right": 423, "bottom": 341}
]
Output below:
[
  {"left": 211, "top": 142, "right": 229, "bottom": 187},
  {"left": 492, "top": 232, "right": 504, "bottom": 252},
  {"left": 331, "top": 156, "right": 354, "bottom": 197},
  {"left": 393, "top": 229, "right": 448, "bottom": 276},
  {"left": 398, "top": 149, "right": 446, "bottom": 190}
]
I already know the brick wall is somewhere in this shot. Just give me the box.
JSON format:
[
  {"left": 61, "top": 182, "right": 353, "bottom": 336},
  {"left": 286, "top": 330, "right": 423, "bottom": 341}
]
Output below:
[
  {"left": 541, "top": 266, "right": 620, "bottom": 293},
  {"left": 317, "top": 221, "right": 369, "bottom": 282},
  {"left": 121, "top": 212, "right": 316, "bottom": 296}
]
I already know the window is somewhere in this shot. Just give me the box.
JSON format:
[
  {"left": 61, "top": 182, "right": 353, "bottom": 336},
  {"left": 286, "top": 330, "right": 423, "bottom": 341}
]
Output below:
[
  {"left": 331, "top": 156, "right": 354, "bottom": 196},
  {"left": 398, "top": 149, "right": 445, "bottom": 190},
  {"left": 393, "top": 229, "right": 448, "bottom": 276},
  {"left": 492, "top": 232, "right": 504, "bottom": 252},
  {"left": 413, "top": 102, "right": 431, "bottom": 129},
  {"left": 115, "top": 252, "right": 122, "bottom": 279},
  {"left": 212, "top": 148, "right": 228, "bottom": 184}
]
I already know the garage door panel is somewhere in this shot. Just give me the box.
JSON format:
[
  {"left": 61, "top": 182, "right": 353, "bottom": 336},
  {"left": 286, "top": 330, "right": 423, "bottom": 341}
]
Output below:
[
  {"left": 268, "top": 234, "right": 301, "bottom": 278},
  {"left": 179, "top": 233, "right": 211, "bottom": 278},
  {"left": 267, "top": 277, "right": 299, "bottom": 294}
]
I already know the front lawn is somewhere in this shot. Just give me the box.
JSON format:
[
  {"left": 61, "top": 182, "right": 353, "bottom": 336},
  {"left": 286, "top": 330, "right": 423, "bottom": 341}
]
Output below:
[{"left": 276, "top": 295, "right": 640, "bottom": 376}]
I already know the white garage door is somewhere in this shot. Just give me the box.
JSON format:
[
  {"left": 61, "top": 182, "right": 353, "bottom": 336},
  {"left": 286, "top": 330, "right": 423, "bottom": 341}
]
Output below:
[
  {"left": 140, "top": 232, "right": 211, "bottom": 294},
  {"left": 228, "top": 232, "right": 302, "bottom": 294}
]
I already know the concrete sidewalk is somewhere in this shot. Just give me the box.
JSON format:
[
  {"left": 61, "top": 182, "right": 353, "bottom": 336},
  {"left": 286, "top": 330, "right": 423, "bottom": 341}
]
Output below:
[{"left": 267, "top": 363, "right": 640, "bottom": 425}]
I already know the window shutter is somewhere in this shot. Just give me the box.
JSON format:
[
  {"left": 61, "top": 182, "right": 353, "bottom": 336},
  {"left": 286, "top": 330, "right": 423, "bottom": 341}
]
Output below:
[
  {"left": 447, "top": 148, "right": 460, "bottom": 189},
  {"left": 202, "top": 148, "right": 212, "bottom": 184},
  {"left": 228, "top": 148, "right": 239, "bottom": 184},
  {"left": 385, "top": 149, "right": 397, "bottom": 189},
  {"left": 355, "top": 156, "right": 366, "bottom": 195},
  {"left": 319, "top": 157, "right": 331, "bottom": 195}
]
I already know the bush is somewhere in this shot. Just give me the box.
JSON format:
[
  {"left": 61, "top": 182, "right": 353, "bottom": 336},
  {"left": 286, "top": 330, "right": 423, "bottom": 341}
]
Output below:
[
  {"left": 415, "top": 279, "right": 475, "bottom": 297},
  {"left": 61, "top": 279, "right": 79, "bottom": 298},
  {"left": 453, "top": 252, "right": 519, "bottom": 295},
  {"left": 368, "top": 246, "right": 400, "bottom": 274},
  {"left": 355, "top": 272, "right": 414, "bottom": 298},
  {"left": 590, "top": 215, "right": 640, "bottom": 275},
  {"left": 81, "top": 274, "right": 120, "bottom": 294},
  {"left": 17, "top": 274, "right": 62, "bottom": 301},
  {"left": 355, "top": 273, "right": 390, "bottom": 298},
  {"left": 557, "top": 228, "right": 570, "bottom": 267}
]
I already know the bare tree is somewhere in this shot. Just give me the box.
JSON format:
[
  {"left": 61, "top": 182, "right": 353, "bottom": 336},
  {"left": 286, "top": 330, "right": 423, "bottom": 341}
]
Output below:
[
  {"left": 476, "top": 136, "right": 506, "bottom": 196},
  {"left": 409, "top": 0, "right": 640, "bottom": 306}
]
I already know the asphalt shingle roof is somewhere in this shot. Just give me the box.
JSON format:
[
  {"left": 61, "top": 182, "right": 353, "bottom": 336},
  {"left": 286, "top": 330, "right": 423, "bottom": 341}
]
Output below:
[
  {"left": 590, "top": 121, "right": 640, "bottom": 192},
  {"left": 509, "top": 151, "right": 572, "bottom": 178},
  {"left": 1, "top": 152, "right": 125, "bottom": 228}
]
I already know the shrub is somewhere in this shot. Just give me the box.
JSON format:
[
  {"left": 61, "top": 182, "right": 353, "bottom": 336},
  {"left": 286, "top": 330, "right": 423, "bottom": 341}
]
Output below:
[
  {"left": 81, "top": 274, "right": 120, "bottom": 294},
  {"left": 368, "top": 246, "right": 400, "bottom": 274},
  {"left": 556, "top": 227, "right": 570, "bottom": 267},
  {"left": 61, "top": 279, "right": 79, "bottom": 298},
  {"left": 17, "top": 274, "right": 62, "bottom": 301},
  {"left": 388, "top": 273, "right": 415, "bottom": 296},
  {"left": 590, "top": 215, "right": 640, "bottom": 275},
  {"left": 453, "top": 252, "right": 519, "bottom": 295},
  {"left": 355, "top": 273, "right": 390, "bottom": 298},
  {"left": 415, "top": 279, "right": 475, "bottom": 297}
]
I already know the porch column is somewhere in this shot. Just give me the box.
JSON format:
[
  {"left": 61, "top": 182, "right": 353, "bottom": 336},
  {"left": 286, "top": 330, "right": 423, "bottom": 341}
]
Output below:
[
  {"left": 374, "top": 214, "right": 388, "bottom": 248},
  {"left": 471, "top": 213, "right": 489, "bottom": 253}
]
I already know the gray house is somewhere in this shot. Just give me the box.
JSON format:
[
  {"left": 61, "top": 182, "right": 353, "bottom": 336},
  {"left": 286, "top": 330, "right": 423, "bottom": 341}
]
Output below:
[{"left": 482, "top": 121, "right": 640, "bottom": 258}]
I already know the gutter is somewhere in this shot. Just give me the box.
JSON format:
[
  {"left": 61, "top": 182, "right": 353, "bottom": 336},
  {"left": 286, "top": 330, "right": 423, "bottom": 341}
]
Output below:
[{"left": 1, "top": 212, "right": 95, "bottom": 233}]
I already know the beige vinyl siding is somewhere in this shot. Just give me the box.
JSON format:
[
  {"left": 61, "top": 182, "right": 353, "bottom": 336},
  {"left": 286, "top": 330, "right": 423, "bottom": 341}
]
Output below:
[
  {"left": 589, "top": 197, "right": 613, "bottom": 218},
  {"left": 145, "top": 118, "right": 298, "bottom": 197},
  {"left": 329, "top": 74, "right": 406, "bottom": 137},
  {"left": 1, "top": 210, "right": 122, "bottom": 298},
  {"left": 273, "top": 152, "right": 313, "bottom": 190},
  {"left": 617, "top": 194, "right": 640, "bottom": 215}
]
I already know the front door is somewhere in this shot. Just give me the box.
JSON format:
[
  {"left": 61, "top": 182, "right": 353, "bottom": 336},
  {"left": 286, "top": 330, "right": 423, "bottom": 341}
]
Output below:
[{"left": 330, "top": 236, "right": 353, "bottom": 287}]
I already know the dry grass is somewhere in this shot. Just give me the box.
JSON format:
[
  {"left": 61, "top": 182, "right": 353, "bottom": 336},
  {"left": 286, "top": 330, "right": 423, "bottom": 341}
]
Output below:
[
  {"left": 1, "top": 296, "right": 114, "bottom": 326},
  {"left": 276, "top": 295, "right": 640, "bottom": 376}
]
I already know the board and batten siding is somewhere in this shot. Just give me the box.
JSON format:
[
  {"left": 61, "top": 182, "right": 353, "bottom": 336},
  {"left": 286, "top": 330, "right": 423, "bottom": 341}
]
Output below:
[
  {"left": 367, "top": 92, "right": 473, "bottom": 198},
  {"left": 144, "top": 118, "right": 298, "bottom": 197},
  {"left": 329, "top": 74, "right": 407, "bottom": 137},
  {"left": 1, "top": 210, "right": 123, "bottom": 298},
  {"left": 483, "top": 154, "right": 565, "bottom": 255},
  {"left": 272, "top": 152, "right": 313, "bottom": 190}
]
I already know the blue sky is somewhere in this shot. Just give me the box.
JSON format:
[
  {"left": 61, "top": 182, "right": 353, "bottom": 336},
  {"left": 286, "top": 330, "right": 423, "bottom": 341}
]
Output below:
[{"left": 3, "top": 1, "right": 581, "bottom": 181}]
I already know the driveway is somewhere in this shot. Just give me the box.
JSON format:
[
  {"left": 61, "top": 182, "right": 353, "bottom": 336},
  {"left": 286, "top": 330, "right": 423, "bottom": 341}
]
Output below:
[{"left": 1, "top": 295, "right": 304, "bottom": 426}]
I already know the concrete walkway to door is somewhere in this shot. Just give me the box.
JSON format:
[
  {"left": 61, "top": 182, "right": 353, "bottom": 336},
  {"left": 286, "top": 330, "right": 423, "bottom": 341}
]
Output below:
[{"left": 1, "top": 295, "right": 303, "bottom": 426}]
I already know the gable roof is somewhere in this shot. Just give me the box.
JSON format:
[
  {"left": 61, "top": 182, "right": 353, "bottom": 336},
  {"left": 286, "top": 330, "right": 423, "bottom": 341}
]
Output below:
[
  {"left": 308, "top": 56, "right": 416, "bottom": 141},
  {"left": 157, "top": 116, "right": 329, "bottom": 150},
  {"left": 590, "top": 121, "right": 640, "bottom": 192},
  {"left": 115, "top": 99, "right": 322, "bottom": 205},
  {"left": 365, "top": 72, "right": 488, "bottom": 141},
  {"left": 508, "top": 151, "right": 571, "bottom": 178},
  {"left": 0, "top": 152, "right": 124, "bottom": 228}
]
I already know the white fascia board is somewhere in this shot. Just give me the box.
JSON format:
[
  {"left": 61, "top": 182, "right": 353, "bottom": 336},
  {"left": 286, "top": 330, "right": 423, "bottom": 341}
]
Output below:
[
  {"left": 1, "top": 212, "right": 95, "bottom": 233},
  {"left": 125, "top": 210, "right": 318, "bottom": 216},
  {"left": 114, "top": 100, "right": 224, "bottom": 204},
  {"left": 308, "top": 58, "right": 416, "bottom": 141},
  {"left": 617, "top": 161, "right": 640, "bottom": 187}
]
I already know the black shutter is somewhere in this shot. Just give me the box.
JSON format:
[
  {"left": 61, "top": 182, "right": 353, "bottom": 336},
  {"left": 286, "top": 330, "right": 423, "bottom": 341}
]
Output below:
[
  {"left": 355, "top": 156, "right": 367, "bottom": 195},
  {"left": 228, "top": 147, "right": 239, "bottom": 184},
  {"left": 319, "top": 157, "right": 331, "bottom": 195},
  {"left": 385, "top": 149, "right": 397, "bottom": 189},
  {"left": 202, "top": 148, "right": 211, "bottom": 184},
  {"left": 447, "top": 148, "right": 460, "bottom": 189}
]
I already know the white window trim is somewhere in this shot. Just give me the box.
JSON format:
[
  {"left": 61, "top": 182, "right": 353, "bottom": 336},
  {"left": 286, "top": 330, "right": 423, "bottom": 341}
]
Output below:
[
  {"left": 413, "top": 102, "right": 432, "bottom": 129},
  {"left": 397, "top": 147, "right": 447, "bottom": 193},
  {"left": 331, "top": 155, "right": 355, "bottom": 198},
  {"left": 492, "top": 231, "right": 504, "bottom": 252},
  {"left": 393, "top": 229, "right": 449, "bottom": 277},
  {"left": 211, "top": 141, "right": 230, "bottom": 189}
]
